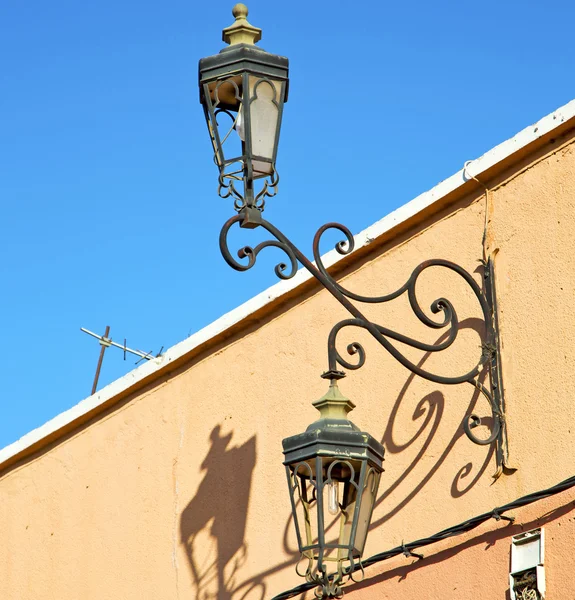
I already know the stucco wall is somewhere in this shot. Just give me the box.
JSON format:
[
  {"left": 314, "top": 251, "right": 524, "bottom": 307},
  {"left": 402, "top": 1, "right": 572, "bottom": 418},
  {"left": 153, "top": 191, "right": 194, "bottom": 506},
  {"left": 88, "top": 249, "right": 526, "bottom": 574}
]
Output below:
[
  {"left": 346, "top": 487, "right": 575, "bottom": 599},
  {"left": 1, "top": 135, "right": 575, "bottom": 599}
]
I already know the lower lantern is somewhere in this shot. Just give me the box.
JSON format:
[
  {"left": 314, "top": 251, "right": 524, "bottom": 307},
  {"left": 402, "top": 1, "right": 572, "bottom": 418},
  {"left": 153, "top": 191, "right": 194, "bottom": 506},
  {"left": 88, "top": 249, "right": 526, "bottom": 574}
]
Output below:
[{"left": 282, "top": 381, "right": 385, "bottom": 598}]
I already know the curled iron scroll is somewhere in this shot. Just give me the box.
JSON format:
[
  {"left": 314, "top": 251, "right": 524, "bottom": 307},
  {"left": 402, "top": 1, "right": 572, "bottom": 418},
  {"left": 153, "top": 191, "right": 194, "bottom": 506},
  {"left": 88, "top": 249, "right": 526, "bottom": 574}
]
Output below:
[
  {"left": 219, "top": 213, "right": 298, "bottom": 280},
  {"left": 219, "top": 213, "right": 505, "bottom": 450}
]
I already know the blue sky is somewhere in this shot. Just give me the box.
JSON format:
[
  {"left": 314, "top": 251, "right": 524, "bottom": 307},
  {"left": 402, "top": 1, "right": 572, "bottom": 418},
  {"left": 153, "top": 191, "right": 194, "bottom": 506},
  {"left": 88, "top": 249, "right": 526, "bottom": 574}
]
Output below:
[{"left": 1, "top": 0, "right": 574, "bottom": 449}]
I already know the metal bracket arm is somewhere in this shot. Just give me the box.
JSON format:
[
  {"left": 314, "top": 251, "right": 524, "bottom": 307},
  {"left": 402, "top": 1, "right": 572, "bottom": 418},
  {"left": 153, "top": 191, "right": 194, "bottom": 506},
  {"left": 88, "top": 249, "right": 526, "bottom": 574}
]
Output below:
[{"left": 219, "top": 208, "right": 514, "bottom": 474}]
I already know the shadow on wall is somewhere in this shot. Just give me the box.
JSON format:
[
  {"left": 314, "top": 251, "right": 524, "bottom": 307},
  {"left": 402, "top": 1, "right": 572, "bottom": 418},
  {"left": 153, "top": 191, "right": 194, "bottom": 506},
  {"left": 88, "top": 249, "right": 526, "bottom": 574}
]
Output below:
[
  {"left": 180, "top": 426, "right": 260, "bottom": 600},
  {"left": 370, "top": 317, "right": 494, "bottom": 531}
]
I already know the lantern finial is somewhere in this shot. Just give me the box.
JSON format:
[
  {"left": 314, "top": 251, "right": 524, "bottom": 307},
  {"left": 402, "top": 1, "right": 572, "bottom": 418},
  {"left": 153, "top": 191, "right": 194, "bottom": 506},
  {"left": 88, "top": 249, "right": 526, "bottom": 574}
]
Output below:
[
  {"left": 311, "top": 381, "right": 356, "bottom": 422},
  {"left": 222, "top": 4, "right": 262, "bottom": 46}
]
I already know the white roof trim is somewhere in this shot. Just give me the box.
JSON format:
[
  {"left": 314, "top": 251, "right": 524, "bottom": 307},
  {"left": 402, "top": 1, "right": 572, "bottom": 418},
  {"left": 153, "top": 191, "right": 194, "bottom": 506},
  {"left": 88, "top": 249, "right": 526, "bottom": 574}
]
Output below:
[{"left": 2, "top": 98, "right": 575, "bottom": 469}]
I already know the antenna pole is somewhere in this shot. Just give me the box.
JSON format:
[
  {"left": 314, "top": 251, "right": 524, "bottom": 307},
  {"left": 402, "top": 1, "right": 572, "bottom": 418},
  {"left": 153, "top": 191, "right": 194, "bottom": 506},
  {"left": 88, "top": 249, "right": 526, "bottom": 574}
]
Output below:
[{"left": 91, "top": 325, "right": 111, "bottom": 395}]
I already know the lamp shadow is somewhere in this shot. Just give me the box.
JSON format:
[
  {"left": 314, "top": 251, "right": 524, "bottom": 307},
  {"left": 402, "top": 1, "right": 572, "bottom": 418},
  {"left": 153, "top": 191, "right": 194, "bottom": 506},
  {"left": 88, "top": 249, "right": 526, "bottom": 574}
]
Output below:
[{"left": 180, "top": 426, "right": 259, "bottom": 600}]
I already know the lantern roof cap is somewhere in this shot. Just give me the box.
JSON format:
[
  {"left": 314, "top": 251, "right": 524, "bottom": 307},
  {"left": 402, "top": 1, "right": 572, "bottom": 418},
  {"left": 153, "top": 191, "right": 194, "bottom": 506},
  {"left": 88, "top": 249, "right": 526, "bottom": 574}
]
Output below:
[
  {"left": 198, "top": 43, "right": 289, "bottom": 85},
  {"left": 282, "top": 382, "right": 385, "bottom": 469},
  {"left": 222, "top": 4, "right": 262, "bottom": 46},
  {"left": 282, "top": 423, "right": 385, "bottom": 470}
]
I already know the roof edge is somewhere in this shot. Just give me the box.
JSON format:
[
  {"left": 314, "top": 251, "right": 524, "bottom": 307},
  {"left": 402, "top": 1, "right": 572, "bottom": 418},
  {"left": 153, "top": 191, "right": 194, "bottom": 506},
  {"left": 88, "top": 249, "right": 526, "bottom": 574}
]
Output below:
[{"left": 2, "top": 98, "right": 575, "bottom": 473}]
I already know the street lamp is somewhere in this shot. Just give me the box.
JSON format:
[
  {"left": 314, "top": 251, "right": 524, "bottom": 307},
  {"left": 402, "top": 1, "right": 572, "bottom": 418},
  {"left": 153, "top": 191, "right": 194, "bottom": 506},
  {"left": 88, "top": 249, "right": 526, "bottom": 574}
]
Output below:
[
  {"left": 198, "top": 3, "right": 288, "bottom": 211},
  {"left": 199, "top": 5, "right": 511, "bottom": 598},
  {"left": 282, "top": 381, "right": 384, "bottom": 597}
]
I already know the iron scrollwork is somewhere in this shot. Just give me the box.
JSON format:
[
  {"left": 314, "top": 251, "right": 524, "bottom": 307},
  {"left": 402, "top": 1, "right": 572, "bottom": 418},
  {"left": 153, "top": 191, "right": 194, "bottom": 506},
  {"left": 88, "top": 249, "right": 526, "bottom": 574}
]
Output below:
[{"left": 220, "top": 207, "right": 513, "bottom": 475}]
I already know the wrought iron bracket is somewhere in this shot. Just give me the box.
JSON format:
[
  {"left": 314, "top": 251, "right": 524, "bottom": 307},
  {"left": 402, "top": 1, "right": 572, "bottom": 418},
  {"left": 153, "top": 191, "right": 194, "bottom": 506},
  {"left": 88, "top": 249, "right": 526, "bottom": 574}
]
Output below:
[{"left": 220, "top": 207, "right": 515, "bottom": 476}]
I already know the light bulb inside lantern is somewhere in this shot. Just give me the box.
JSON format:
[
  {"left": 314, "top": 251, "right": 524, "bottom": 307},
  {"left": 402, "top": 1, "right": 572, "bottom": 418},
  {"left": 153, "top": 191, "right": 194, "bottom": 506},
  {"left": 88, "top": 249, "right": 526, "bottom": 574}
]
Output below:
[
  {"left": 328, "top": 481, "right": 339, "bottom": 516},
  {"left": 235, "top": 108, "right": 245, "bottom": 141}
]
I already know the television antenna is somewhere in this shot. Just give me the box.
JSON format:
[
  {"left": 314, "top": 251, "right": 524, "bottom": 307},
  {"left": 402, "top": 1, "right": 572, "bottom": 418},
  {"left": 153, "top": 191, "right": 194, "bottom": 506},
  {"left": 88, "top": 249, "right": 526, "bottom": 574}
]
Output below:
[{"left": 81, "top": 326, "right": 164, "bottom": 394}]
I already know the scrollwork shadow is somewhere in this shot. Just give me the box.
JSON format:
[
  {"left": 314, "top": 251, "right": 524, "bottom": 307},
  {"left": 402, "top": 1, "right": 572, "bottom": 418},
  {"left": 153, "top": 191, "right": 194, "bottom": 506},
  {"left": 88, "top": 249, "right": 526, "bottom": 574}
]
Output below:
[{"left": 370, "top": 318, "right": 494, "bottom": 532}]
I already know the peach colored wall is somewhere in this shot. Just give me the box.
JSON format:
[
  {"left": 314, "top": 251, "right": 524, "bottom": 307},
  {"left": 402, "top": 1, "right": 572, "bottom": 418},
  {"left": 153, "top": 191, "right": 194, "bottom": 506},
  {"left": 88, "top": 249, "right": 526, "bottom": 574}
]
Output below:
[
  {"left": 346, "top": 487, "right": 575, "bottom": 600},
  {"left": 1, "top": 136, "right": 575, "bottom": 600}
]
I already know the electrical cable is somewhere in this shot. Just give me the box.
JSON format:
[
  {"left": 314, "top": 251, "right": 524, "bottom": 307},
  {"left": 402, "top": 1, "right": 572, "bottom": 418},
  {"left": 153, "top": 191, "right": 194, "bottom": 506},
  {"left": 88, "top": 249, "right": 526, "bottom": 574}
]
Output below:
[{"left": 272, "top": 473, "right": 575, "bottom": 600}]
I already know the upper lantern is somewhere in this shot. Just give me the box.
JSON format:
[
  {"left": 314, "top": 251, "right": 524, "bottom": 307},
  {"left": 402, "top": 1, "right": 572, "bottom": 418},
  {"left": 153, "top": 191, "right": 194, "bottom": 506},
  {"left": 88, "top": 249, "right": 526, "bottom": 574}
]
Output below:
[{"left": 199, "top": 4, "right": 289, "bottom": 211}]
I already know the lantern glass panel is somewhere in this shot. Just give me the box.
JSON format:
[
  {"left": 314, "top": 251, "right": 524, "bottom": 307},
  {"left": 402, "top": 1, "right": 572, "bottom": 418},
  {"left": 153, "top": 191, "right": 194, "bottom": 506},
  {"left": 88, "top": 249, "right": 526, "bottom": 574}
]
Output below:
[
  {"left": 322, "top": 459, "right": 358, "bottom": 562},
  {"left": 288, "top": 462, "right": 320, "bottom": 558},
  {"left": 203, "top": 74, "right": 284, "bottom": 180},
  {"left": 203, "top": 76, "right": 243, "bottom": 170},
  {"left": 246, "top": 76, "right": 282, "bottom": 177},
  {"left": 345, "top": 467, "right": 380, "bottom": 556}
]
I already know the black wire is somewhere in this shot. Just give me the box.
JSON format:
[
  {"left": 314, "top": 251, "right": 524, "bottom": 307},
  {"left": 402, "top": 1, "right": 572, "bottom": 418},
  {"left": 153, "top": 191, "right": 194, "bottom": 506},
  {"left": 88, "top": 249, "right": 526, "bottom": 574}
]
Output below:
[{"left": 272, "top": 473, "right": 575, "bottom": 600}]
